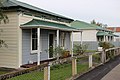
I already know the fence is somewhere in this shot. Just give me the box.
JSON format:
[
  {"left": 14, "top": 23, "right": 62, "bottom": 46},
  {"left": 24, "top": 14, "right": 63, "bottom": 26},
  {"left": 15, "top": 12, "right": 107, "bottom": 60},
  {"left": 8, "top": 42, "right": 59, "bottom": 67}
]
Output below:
[
  {"left": 74, "top": 41, "right": 120, "bottom": 50},
  {"left": 0, "top": 47, "right": 120, "bottom": 80}
]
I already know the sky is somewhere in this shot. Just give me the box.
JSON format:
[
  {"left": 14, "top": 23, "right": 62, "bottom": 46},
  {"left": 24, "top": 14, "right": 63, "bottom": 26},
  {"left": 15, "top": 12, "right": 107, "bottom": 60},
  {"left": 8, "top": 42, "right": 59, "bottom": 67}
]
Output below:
[{"left": 17, "top": 0, "right": 120, "bottom": 27}]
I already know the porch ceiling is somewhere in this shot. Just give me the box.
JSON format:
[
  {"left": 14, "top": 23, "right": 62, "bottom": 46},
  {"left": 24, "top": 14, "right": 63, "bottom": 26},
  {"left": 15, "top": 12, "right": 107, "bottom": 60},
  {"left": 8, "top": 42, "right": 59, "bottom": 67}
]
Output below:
[{"left": 20, "top": 19, "right": 81, "bottom": 32}]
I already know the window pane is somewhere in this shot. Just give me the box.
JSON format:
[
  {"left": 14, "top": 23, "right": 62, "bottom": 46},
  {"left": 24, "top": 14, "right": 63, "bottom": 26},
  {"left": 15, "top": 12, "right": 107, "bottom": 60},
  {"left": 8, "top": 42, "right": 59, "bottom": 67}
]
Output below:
[
  {"left": 32, "top": 39, "right": 37, "bottom": 50},
  {"left": 32, "top": 29, "right": 37, "bottom": 38}
]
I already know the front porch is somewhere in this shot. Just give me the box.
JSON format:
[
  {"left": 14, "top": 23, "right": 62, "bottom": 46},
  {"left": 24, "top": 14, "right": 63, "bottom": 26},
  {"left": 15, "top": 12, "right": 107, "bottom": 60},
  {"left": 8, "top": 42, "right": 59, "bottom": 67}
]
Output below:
[
  {"left": 97, "top": 31, "right": 114, "bottom": 42},
  {"left": 21, "top": 19, "right": 81, "bottom": 66}
]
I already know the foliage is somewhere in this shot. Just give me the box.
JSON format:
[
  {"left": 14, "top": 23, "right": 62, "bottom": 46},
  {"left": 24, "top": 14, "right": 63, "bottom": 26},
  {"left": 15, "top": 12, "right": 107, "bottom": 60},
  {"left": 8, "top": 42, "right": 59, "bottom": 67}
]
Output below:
[
  {"left": 91, "top": 19, "right": 107, "bottom": 27},
  {"left": 92, "top": 54, "right": 101, "bottom": 63},
  {"left": 45, "top": 46, "right": 67, "bottom": 59},
  {"left": 99, "top": 42, "right": 115, "bottom": 60},
  {"left": 0, "top": 0, "right": 9, "bottom": 23},
  {"left": 0, "top": 29, "right": 7, "bottom": 48},
  {"left": 0, "top": 0, "right": 9, "bottom": 48},
  {"left": 98, "top": 42, "right": 114, "bottom": 50},
  {"left": 73, "top": 44, "right": 88, "bottom": 55}
]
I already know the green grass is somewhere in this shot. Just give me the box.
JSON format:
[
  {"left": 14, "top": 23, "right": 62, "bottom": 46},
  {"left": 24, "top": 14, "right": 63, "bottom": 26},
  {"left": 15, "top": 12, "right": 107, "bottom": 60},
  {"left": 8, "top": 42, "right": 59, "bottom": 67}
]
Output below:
[
  {"left": 85, "top": 50, "right": 97, "bottom": 53},
  {"left": 7, "top": 63, "right": 88, "bottom": 80},
  {"left": 50, "top": 63, "right": 72, "bottom": 80},
  {"left": 77, "top": 63, "right": 89, "bottom": 73},
  {"left": 7, "top": 71, "right": 44, "bottom": 80},
  {"left": 93, "top": 54, "right": 101, "bottom": 64}
]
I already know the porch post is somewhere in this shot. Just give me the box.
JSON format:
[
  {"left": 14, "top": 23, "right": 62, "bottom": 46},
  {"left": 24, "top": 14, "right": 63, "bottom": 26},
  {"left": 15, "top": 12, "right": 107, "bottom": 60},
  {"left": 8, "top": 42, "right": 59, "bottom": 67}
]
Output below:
[
  {"left": 80, "top": 31, "right": 83, "bottom": 45},
  {"left": 57, "top": 30, "right": 59, "bottom": 47},
  {"left": 103, "top": 35, "right": 106, "bottom": 41},
  {"left": 37, "top": 28, "right": 41, "bottom": 65},
  {"left": 56, "top": 30, "right": 59, "bottom": 59},
  {"left": 71, "top": 31, "right": 74, "bottom": 57}
]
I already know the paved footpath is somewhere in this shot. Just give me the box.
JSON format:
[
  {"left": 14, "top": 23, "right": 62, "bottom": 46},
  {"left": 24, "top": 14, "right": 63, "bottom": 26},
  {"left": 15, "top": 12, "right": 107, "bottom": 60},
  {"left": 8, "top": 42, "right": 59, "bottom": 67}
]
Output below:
[
  {"left": 75, "top": 55, "right": 120, "bottom": 80},
  {"left": 101, "top": 64, "right": 120, "bottom": 80}
]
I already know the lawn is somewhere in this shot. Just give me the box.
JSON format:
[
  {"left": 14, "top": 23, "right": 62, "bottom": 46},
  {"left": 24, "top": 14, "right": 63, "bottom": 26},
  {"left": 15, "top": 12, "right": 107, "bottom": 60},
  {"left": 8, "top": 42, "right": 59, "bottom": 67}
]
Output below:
[
  {"left": 92, "top": 53, "right": 101, "bottom": 64},
  {"left": 7, "top": 63, "right": 88, "bottom": 80}
]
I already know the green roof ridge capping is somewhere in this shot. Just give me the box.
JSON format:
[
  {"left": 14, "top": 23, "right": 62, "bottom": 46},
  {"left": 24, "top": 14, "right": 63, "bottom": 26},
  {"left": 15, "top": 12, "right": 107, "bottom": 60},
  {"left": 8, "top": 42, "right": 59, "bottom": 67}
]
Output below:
[{"left": 2, "top": 0, "right": 73, "bottom": 21}]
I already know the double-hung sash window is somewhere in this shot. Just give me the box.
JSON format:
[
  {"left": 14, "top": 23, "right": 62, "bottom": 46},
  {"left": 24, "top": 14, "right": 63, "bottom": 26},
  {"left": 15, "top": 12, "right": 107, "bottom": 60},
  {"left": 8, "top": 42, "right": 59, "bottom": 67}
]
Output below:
[
  {"left": 32, "top": 28, "right": 38, "bottom": 51},
  {"left": 61, "top": 32, "right": 65, "bottom": 47}
]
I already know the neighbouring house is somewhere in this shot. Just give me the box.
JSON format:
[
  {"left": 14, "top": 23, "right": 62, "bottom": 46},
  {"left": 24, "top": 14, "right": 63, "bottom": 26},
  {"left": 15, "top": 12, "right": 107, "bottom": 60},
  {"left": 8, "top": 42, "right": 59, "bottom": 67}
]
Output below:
[
  {"left": 71, "top": 20, "right": 115, "bottom": 50},
  {"left": 71, "top": 20, "right": 114, "bottom": 42},
  {"left": 107, "top": 27, "right": 120, "bottom": 41},
  {"left": 0, "top": 0, "right": 80, "bottom": 68}
]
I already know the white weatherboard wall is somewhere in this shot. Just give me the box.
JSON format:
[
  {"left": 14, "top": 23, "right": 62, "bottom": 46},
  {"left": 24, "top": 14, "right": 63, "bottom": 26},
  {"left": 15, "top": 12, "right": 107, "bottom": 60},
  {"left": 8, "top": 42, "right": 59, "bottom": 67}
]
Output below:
[
  {"left": 73, "top": 30, "right": 98, "bottom": 41},
  {"left": 0, "top": 12, "right": 21, "bottom": 68},
  {"left": 114, "top": 32, "right": 120, "bottom": 41}
]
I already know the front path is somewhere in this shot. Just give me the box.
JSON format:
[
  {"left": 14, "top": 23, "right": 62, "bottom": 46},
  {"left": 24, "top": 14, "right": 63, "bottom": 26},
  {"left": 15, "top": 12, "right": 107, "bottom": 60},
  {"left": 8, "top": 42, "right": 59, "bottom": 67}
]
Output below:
[
  {"left": 75, "top": 55, "right": 120, "bottom": 80},
  {"left": 101, "top": 64, "right": 120, "bottom": 80}
]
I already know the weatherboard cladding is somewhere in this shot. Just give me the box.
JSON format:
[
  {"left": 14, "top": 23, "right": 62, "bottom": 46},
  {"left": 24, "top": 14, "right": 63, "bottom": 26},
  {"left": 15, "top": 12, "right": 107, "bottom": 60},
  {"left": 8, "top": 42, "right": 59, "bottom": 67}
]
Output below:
[
  {"left": 0, "top": 12, "right": 20, "bottom": 68},
  {"left": 22, "top": 29, "right": 53, "bottom": 64}
]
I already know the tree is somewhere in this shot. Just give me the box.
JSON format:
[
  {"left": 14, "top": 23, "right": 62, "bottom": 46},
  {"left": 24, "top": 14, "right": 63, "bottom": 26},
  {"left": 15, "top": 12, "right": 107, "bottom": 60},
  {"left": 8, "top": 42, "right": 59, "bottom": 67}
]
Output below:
[
  {"left": 0, "top": 0, "right": 8, "bottom": 23},
  {"left": 0, "top": 0, "right": 8, "bottom": 47},
  {"left": 91, "top": 19, "right": 107, "bottom": 27},
  {"left": 91, "top": 19, "right": 96, "bottom": 24}
]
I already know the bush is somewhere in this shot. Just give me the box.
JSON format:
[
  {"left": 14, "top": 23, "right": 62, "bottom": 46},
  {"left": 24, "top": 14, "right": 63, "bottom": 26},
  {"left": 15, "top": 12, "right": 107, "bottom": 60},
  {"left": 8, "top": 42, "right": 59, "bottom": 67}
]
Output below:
[
  {"left": 73, "top": 44, "right": 88, "bottom": 55},
  {"left": 98, "top": 42, "right": 114, "bottom": 50},
  {"left": 99, "top": 42, "right": 115, "bottom": 59}
]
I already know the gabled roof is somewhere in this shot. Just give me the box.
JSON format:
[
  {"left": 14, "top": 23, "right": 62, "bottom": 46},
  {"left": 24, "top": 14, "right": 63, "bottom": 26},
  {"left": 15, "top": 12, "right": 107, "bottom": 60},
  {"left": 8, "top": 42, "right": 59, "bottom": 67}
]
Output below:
[
  {"left": 2, "top": 0, "right": 73, "bottom": 21},
  {"left": 71, "top": 20, "right": 114, "bottom": 33},
  {"left": 70, "top": 20, "right": 104, "bottom": 30},
  {"left": 21, "top": 19, "right": 80, "bottom": 32}
]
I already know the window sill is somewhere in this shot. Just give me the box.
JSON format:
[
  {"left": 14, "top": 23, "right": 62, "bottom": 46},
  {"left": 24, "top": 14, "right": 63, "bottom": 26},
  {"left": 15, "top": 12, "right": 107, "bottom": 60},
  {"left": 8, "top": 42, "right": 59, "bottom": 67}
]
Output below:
[{"left": 30, "top": 50, "right": 42, "bottom": 54}]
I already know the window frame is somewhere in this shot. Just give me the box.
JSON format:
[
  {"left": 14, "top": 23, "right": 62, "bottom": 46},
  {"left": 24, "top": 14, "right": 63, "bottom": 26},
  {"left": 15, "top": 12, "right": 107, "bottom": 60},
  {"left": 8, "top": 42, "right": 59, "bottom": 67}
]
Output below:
[
  {"left": 60, "top": 32, "right": 65, "bottom": 48},
  {"left": 31, "top": 28, "right": 38, "bottom": 53}
]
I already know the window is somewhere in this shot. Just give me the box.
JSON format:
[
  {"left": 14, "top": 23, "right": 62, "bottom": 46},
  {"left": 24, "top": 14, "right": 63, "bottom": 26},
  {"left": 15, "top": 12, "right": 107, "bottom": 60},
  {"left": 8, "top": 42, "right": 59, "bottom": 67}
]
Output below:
[
  {"left": 32, "top": 28, "right": 38, "bottom": 50},
  {"left": 61, "top": 32, "right": 65, "bottom": 47}
]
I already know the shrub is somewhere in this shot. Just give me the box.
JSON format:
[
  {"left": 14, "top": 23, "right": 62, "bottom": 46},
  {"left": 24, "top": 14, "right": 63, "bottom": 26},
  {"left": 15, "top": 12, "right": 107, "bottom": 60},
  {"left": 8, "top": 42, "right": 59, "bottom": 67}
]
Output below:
[
  {"left": 98, "top": 42, "right": 114, "bottom": 50},
  {"left": 99, "top": 42, "right": 115, "bottom": 59},
  {"left": 73, "top": 44, "right": 88, "bottom": 55}
]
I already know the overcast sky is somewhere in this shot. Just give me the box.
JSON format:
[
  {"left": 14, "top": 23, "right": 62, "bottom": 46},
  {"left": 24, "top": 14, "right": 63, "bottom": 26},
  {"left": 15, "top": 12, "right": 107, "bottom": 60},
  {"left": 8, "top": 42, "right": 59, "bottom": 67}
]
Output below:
[{"left": 17, "top": 0, "right": 120, "bottom": 27}]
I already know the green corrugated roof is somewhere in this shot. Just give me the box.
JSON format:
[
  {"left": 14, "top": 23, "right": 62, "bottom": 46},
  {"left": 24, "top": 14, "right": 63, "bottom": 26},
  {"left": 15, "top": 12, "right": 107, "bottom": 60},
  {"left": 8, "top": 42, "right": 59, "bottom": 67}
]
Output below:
[
  {"left": 21, "top": 19, "right": 79, "bottom": 31},
  {"left": 97, "top": 31, "right": 112, "bottom": 36},
  {"left": 71, "top": 20, "right": 108, "bottom": 30},
  {"left": 109, "top": 33, "right": 119, "bottom": 37},
  {"left": 2, "top": 0, "right": 73, "bottom": 21},
  {"left": 70, "top": 20, "right": 104, "bottom": 30}
]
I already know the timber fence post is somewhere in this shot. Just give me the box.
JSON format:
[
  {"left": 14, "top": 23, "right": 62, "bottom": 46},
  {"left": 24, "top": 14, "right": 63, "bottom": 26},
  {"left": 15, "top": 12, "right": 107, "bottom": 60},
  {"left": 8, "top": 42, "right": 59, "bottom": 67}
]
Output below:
[
  {"left": 72, "top": 57, "right": 77, "bottom": 76},
  {"left": 44, "top": 63, "right": 50, "bottom": 80},
  {"left": 101, "top": 50, "right": 105, "bottom": 63},
  {"left": 89, "top": 54, "right": 92, "bottom": 68}
]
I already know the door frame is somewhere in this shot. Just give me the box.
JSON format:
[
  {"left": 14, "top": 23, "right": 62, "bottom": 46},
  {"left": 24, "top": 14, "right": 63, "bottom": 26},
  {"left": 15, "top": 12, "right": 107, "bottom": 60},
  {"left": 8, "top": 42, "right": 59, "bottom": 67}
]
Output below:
[{"left": 48, "top": 32, "right": 55, "bottom": 59}]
